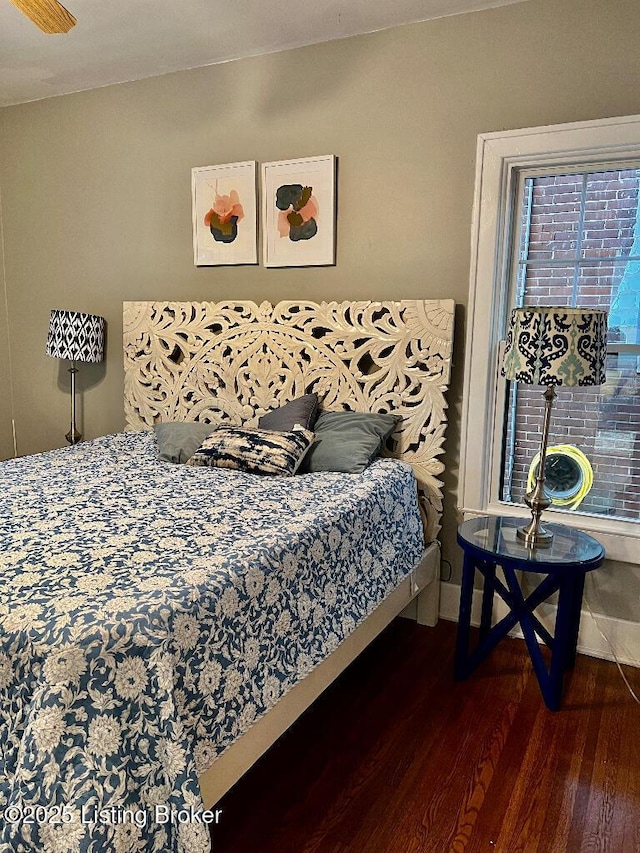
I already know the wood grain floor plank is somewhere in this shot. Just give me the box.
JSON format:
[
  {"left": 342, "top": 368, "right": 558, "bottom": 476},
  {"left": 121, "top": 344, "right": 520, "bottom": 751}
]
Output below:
[
  {"left": 211, "top": 620, "right": 640, "bottom": 853},
  {"left": 580, "top": 659, "right": 636, "bottom": 853},
  {"left": 537, "top": 666, "right": 597, "bottom": 853},
  {"left": 459, "top": 666, "right": 540, "bottom": 852}
]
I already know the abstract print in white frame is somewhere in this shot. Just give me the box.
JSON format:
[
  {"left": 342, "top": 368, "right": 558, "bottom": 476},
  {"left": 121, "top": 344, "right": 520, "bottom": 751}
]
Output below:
[
  {"left": 192, "top": 161, "right": 258, "bottom": 266},
  {"left": 262, "top": 155, "right": 336, "bottom": 267}
]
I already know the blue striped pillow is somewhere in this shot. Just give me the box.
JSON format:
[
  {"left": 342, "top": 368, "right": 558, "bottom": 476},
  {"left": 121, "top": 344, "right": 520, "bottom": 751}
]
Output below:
[{"left": 185, "top": 425, "right": 314, "bottom": 476}]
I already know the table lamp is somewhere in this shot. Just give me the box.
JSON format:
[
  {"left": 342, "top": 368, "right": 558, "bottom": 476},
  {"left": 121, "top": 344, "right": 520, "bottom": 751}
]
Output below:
[
  {"left": 501, "top": 306, "right": 608, "bottom": 548},
  {"left": 45, "top": 309, "right": 105, "bottom": 445}
]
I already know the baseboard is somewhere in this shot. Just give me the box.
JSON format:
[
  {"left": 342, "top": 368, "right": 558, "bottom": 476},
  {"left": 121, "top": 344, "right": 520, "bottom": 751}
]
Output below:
[{"left": 439, "top": 581, "right": 640, "bottom": 669}]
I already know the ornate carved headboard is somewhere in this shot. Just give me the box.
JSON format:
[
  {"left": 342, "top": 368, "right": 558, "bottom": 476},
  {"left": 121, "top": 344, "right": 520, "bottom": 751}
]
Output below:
[{"left": 123, "top": 300, "right": 454, "bottom": 541}]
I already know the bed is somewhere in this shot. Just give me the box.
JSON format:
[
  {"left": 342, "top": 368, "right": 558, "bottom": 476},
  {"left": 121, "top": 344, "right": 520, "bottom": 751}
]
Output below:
[{"left": 0, "top": 299, "right": 453, "bottom": 853}]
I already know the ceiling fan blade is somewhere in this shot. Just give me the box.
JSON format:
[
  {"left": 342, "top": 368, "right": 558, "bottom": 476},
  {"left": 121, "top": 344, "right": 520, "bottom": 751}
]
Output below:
[{"left": 8, "top": 0, "right": 76, "bottom": 33}]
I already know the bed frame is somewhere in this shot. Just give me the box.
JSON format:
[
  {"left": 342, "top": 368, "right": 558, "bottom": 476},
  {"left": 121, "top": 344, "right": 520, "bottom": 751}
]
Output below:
[{"left": 123, "top": 299, "right": 454, "bottom": 805}]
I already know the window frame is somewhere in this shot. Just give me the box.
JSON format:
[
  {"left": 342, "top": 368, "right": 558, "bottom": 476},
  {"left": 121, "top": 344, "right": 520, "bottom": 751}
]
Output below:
[{"left": 459, "top": 114, "right": 640, "bottom": 564}]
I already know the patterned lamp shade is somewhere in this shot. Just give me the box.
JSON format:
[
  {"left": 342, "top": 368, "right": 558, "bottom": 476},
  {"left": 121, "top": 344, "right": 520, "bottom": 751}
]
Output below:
[
  {"left": 45, "top": 309, "right": 105, "bottom": 363},
  {"left": 502, "top": 307, "right": 608, "bottom": 387}
]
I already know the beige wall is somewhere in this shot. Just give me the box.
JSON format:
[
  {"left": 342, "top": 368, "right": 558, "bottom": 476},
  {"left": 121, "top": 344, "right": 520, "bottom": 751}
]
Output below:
[
  {"left": 1, "top": 0, "right": 640, "bottom": 616},
  {"left": 0, "top": 206, "right": 13, "bottom": 461}
]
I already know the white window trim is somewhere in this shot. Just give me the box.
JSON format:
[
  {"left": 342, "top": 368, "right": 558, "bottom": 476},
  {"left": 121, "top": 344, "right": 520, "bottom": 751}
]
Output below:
[{"left": 459, "top": 113, "right": 640, "bottom": 564}]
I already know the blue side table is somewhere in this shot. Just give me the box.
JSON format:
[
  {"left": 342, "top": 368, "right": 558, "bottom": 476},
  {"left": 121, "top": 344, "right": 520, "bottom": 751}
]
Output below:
[{"left": 455, "top": 516, "right": 605, "bottom": 711}]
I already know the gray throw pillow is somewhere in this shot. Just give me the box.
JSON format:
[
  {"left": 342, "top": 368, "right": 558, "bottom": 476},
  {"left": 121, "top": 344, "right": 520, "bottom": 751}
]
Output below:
[
  {"left": 300, "top": 410, "right": 401, "bottom": 474},
  {"left": 154, "top": 422, "right": 216, "bottom": 464},
  {"left": 258, "top": 393, "right": 319, "bottom": 432}
]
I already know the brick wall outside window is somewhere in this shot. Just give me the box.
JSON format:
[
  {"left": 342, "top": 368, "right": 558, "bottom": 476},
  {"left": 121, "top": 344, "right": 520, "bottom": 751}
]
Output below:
[{"left": 502, "top": 171, "right": 640, "bottom": 520}]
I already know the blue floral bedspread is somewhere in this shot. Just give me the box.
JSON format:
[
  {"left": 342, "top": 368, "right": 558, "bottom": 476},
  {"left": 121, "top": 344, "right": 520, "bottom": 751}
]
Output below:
[{"left": 0, "top": 431, "right": 423, "bottom": 853}]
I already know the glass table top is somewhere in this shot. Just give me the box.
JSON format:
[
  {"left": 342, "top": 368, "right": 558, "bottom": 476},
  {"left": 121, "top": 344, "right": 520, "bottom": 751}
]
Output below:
[{"left": 457, "top": 516, "right": 605, "bottom": 570}]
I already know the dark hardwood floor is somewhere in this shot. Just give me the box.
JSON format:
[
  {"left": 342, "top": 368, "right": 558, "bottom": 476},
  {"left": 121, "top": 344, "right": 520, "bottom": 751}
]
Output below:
[{"left": 211, "top": 619, "right": 640, "bottom": 853}]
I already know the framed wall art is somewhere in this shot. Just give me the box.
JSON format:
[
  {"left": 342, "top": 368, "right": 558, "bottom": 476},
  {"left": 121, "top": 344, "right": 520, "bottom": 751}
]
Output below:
[
  {"left": 262, "top": 155, "right": 336, "bottom": 267},
  {"left": 192, "top": 161, "right": 258, "bottom": 266}
]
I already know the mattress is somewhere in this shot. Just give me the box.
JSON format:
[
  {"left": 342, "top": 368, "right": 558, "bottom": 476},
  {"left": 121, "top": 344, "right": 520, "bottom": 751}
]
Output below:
[{"left": 0, "top": 431, "right": 424, "bottom": 853}]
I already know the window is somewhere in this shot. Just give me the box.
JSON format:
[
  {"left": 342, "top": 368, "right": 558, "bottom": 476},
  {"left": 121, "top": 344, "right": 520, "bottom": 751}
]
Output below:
[
  {"left": 502, "top": 169, "right": 640, "bottom": 521},
  {"left": 460, "top": 115, "right": 640, "bottom": 563}
]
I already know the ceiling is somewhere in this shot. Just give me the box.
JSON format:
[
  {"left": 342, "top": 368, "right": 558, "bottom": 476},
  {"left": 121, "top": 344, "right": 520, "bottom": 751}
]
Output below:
[{"left": 0, "top": 0, "right": 526, "bottom": 108}]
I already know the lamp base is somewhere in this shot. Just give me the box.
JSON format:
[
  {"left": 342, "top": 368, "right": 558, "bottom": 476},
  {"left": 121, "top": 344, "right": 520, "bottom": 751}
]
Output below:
[
  {"left": 66, "top": 425, "right": 81, "bottom": 445},
  {"left": 66, "top": 364, "right": 81, "bottom": 445},
  {"left": 517, "top": 384, "right": 557, "bottom": 549},
  {"left": 517, "top": 520, "right": 554, "bottom": 548}
]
